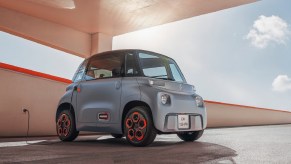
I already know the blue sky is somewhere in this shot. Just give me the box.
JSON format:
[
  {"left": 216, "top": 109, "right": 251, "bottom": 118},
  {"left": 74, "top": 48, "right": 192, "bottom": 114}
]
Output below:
[
  {"left": 0, "top": 0, "right": 290, "bottom": 110},
  {"left": 0, "top": 32, "right": 84, "bottom": 78}
]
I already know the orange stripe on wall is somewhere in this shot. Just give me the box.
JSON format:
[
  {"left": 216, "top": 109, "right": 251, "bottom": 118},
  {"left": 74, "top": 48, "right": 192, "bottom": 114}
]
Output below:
[{"left": 0, "top": 62, "right": 72, "bottom": 84}]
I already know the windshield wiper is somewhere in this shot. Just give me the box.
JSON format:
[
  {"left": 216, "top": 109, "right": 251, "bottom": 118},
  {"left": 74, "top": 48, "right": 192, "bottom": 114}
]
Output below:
[
  {"left": 149, "top": 75, "right": 167, "bottom": 78},
  {"left": 149, "top": 75, "right": 174, "bottom": 81}
]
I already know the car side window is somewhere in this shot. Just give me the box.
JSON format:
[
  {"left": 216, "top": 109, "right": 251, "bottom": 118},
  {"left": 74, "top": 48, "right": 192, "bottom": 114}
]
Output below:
[
  {"left": 169, "top": 61, "right": 184, "bottom": 82},
  {"left": 85, "top": 53, "right": 124, "bottom": 81},
  {"left": 125, "top": 52, "right": 138, "bottom": 76},
  {"left": 72, "top": 59, "right": 88, "bottom": 83}
]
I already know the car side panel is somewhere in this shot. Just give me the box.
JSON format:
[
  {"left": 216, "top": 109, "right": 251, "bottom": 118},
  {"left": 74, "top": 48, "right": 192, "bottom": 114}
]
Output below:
[
  {"left": 75, "top": 77, "right": 141, "bottom": 134},
  {"left": 120, "top": 77, "right": 141, "bottom": 119},
  {"left": 76, "top": 78, "right": 122, "bottom": 133}
]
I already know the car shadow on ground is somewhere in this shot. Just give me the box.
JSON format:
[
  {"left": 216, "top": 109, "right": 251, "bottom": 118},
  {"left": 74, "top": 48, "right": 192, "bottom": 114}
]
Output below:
[{"left": 33, "top": 136, "right": 238, "bottom": 163}]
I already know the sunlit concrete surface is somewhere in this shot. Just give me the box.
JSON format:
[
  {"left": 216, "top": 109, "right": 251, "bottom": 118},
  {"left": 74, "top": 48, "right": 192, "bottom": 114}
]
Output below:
[
  {"left": 1, "top": 124, "right": 291, "bottom": 163},
  {"left": 0, "top": 0, "right": 257, "bottom": 35},
  {"left": 0, "top": 140, "right": 45, "bottom": 148},
  {"left": 0, "top": 0, "right": 257, "bottom": 56}
]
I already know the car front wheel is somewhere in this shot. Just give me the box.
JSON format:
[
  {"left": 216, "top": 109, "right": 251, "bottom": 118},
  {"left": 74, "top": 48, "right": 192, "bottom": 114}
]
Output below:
[
  {"left": 124, "top": 106, "right": 156, "bottom": 147},
  {"left": 177, "top": 130, "right": 204, "bottom": 142},
  {"left": 56, "top": 110, "right": 79, "bottom": 141}
]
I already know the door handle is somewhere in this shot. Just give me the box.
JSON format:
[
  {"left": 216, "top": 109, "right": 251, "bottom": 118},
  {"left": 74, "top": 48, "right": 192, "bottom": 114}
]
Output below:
[{"left": 115, "top": 81, "right": 121, "bottom": 89}]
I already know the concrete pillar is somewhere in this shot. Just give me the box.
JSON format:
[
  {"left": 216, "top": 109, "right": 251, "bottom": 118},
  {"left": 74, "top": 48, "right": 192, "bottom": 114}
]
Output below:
[{"left": 91, "top": 33, "right": 113, "bottom": 55}]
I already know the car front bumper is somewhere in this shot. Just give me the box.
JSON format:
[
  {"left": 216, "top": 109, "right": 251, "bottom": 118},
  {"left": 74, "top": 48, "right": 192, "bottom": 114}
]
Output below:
[
  {"left": 151, "top": 92, "right": 207, "bottom": 133},
  {"left": 162, "top": 113, "right": 204, "bottom": 132}
]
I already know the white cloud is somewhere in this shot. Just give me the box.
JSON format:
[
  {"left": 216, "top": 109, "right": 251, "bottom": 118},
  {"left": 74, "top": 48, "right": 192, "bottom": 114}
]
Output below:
[
  {"left": 272, "top": 75, "right": 291, "bottom": 92},
  {"left": 246, "top": 15, "right": 290, "bottom": 48}
]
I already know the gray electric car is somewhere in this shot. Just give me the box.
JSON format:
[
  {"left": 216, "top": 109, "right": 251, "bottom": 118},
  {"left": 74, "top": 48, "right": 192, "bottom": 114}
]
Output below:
[{"left": 56, "top": 49, "right": 207, "bottom": 146}]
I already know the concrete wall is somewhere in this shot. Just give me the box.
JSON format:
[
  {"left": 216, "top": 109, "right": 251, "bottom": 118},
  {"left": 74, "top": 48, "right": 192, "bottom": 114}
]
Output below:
[
  {"left": 0, "top": 64, "right": 68, "bottom": 137},
  {"left": 206, "top": 101, "right": 291, "bottom": 127},
  {"left": 0, "top": 64, "right": 291, "bottom": 137}
]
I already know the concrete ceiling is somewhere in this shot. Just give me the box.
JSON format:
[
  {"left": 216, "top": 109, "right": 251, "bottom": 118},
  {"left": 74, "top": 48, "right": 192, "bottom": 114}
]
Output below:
[{"left": 0, "top": 0, "right": 256, "bottom": 36}]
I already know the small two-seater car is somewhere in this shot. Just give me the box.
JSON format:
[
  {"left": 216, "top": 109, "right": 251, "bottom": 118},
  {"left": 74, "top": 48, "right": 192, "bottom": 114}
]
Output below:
[{"left": 56, "top": 49, "right": 207, "bottom": 146}]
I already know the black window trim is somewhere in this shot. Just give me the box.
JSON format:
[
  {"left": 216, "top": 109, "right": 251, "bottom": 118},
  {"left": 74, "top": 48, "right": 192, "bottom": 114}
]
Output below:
[{"left": 124, "top": 51, "right": 141, "bottom": 77}]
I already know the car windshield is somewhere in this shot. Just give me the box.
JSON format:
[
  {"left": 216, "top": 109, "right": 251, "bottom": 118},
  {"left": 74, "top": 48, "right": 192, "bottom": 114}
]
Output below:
[{"left": 138, "top": 52, "right": 185, "bottom": 82}]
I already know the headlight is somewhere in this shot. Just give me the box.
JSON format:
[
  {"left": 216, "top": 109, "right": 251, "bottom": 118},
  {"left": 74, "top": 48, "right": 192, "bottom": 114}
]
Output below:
[
  {"left": 161, "top": 94, "right": 170, "bottom": 105},
  {"left": 195, "top": 95, "right": 204, "bottom": 107}
]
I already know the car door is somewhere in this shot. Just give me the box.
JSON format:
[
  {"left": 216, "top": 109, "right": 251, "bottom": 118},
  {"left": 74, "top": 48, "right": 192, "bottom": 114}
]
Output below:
[{"left": 76, "top": 52, "right": 124, "bottom": 125}]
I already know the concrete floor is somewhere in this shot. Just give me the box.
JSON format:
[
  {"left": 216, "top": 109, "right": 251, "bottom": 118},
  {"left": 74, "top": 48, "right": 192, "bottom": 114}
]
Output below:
[{"left": 0, "top": 124, "right": 291, "bottom": 163}]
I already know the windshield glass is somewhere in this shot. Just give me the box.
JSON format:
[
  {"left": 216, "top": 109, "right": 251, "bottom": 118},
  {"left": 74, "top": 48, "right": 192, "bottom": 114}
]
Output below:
[{"left": 138, "top": 52, "right": 185, "bottom": 82}]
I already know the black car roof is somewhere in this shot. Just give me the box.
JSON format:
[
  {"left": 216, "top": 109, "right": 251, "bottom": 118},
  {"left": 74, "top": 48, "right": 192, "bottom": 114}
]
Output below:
[{"left": 89, "top": 49, "right": 175, "bottom": 61}]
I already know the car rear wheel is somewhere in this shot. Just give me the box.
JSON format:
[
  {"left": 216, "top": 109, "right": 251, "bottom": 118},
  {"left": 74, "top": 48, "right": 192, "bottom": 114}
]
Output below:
[
  {"left": 56, "top": 110, "right": 79, "bottom": 141},
  {"left": 111, "top": 133, "right": 123, "bottom": 138},
  {"left": 124, "top": 106, "right": 156, "bottom": 147},
  {"left": 177, "top": 130, "right": 204, "bottom": 142}
]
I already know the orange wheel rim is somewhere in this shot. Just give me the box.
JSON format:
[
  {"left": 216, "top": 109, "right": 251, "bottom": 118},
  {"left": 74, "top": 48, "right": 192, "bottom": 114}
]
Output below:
[
  {"left": 126, "top": 118, "right": 133, "bottom": 129},
  {"left": 65, "top": 119, "right": 71, "bottom": 127},
  {"left": 58, "top": 127, "right": 63, "bottom": 135},
  {"left": 57, "top": 113, "right": 71, "bottom": 137},
  {"left": 135, "top": 130, "right": 144, "bottom": 141},
  {"left": 132, "top": 112, "right": 140, "bottom": 123},
  {"left": 127, "top": 129, "right": 135, "bottom": 140},
  {"left": 125, "top": 112, "right": 147, "bottom": 142},
  {"left": 138, "top": 118, "right": 147, "bottom": 130},
  {"left": 63, "top": 128, "right": 69, "bottom": 136}
]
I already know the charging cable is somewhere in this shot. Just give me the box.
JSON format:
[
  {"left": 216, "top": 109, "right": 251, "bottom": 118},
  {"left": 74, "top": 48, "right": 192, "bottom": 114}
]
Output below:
[
  {"left": 22, "top": 108, "right": 55, "bottom": 146},
  {"left": 23, "top": 108, "right": 30, "bottom": 145}
]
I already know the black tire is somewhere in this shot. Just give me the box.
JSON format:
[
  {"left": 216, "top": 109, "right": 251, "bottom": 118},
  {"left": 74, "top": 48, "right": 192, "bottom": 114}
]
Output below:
[
  {"left": 56, "top": 109, "right": 79, "bottom": 141},
  {"left": 177, "top": 130, "right": 204, "bottom": 142},
  {"left": 124, "top": 106, "right": 156, "bottom": 147},
  {"left": 111, "top": 133, "right": 124, "bottom": 138}
]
